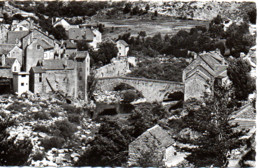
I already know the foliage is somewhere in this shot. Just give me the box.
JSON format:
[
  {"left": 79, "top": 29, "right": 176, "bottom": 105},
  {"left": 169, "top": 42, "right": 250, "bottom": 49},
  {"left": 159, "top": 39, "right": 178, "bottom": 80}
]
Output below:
[
  {"left": 51, "top": 119, "right": 77, "bottom": 138},
  {"left": 0, "top": 117, "right": 32, "bottom": 166},
  {"left": 33, "top": 124, "right": 50, "bottom": 133},
  {"left": 227, "top": 58, "right": 256, "bottom": 101},
  {"left": 52, "top": 25, "right": 67, "bottom": 40},
  {"left": 75, "top": 118, "right": 134, "bottom": 166},
  {"left": 179, "top": 83, "right": 247, "bottom": 167},
  {"left": 76, "top": 40, "right": 90, "bottom": 51},
  {"left": 225, "top": 22, "right": 255, "bottom": 57},
  {"left": 32, "top": 151, "right": 45, "bottom": 161},
  {"left": 33, "top": 112, "right": 50, "bottom": 120},
  {"left": 127, "top": 59, "right": 188, "bottom": 81},
  {"left": 121, "top": 90, "right": 138, "bottom": 103},
  {"left": 90, "top": 42, "right": 118, "bottom": 66},
  {"left": 41, "top": 136, "right": 65, "bottom": 151}
]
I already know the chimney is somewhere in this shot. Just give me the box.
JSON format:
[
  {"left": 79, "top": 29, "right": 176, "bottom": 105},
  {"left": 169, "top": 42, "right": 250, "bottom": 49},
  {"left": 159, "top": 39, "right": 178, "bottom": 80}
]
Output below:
[{"left": 1, "top": 54, "right": 5, "bottom": 66}]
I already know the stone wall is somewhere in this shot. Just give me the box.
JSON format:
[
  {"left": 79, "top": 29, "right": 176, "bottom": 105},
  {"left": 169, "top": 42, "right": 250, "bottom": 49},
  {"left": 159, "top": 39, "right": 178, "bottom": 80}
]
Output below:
[
  {"left": 96, "top": 77, "right": 184, "bottom": 102},
  {"left": 95, "top": 60, "right": 129, "bottom": 78},
  {"left": 42, "top": 70, "right": 77, "bottom": 97},
  {"left": 25, "top": 41, "right": 44, "bottom": 72},
  {"left": 0, "top": 25, "right": 8, "bottom": 44}
]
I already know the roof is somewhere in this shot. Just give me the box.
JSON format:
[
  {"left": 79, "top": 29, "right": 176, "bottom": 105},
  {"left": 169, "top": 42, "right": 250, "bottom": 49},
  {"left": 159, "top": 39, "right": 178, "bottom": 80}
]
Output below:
[
  {"left": 84, "top": 28, "right": 94, "bottom": 41},
  {"left": 76, "top": 51, "right": 89, "bottom": 59},
  {"left": 41, "top": 59, "right": 74, "bottom": 70},
  {"left": 37, "top": 39, "right": 54, "bottom": 50},
  {"left": 0, "top": 68, "right": 12, "bottom": 78},
  {"left": 31, "top": 66, "right": 46, "bottom": 73},
  {"left": 130, "top": 125, "right": 174, "bottom": 148},
  {"left": 64, "top": 40, "right": 77, "bottom": 49},
  {"left": 200, "top": 53, "right": 221, "bottom": 70},
  {"left": 7, "top": 31, "right": 30, "bottom": 44},
  {"left": 68, "top": 28, "right": 84, "bottom": 40},
  {"left": 42, "top": 59, "right": 65, "bottom": 70},
  {"left": 0, "top": 44, "right": 16, "bottom": 55},
  {"left": 4, "top": 58, "right": 16, "bottom": 67},
  {"left": 117, "top": 40, "right": 129, "bottom": 47}
]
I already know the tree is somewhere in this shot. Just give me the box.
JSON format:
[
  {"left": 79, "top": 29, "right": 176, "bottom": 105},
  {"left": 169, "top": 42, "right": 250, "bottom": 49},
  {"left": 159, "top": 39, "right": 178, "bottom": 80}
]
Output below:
[
  {"left": 227, "top": 58, "right": 256, "bottom": 101},
  {"left": 52, "top": 25, "right": 67, "bottom": 40},
  {"left": 154, "top": 10, "right": 158, "bottom": 17},
  {"left": 145, "top": 4, "right": 150, "bottom": 12},
  {"left": 179, "top": 83, "right": 247, "bottom": 167},
  {"left": 90, "top": 42, "right": 118, "bottom": 66},
  {"left": 123, "top": 3, "right": 132, "bottom": 14}
]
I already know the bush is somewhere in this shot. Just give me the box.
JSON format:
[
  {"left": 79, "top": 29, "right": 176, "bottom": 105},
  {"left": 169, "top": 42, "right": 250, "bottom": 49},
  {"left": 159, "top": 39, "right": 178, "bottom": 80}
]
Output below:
[
  {"left": 50, "top": 111, "right": 59, "bottom": 118},
  {"left": 32, "top": 151, "right": 45, "bottom": 161},
  {"left": 6, "top": 102, "right": 30, "bottom": 112},
  {"left": 33, "top": 112, "right": 50, "bottom": 120},
  {"left": 33, "top": 125, "right": 50, "bottom": 133},
  {"left": 122, "top": 90, "right": 138, "bottom": 103},
  {"left": 52, "top": 119, "right": 77, "bottom": 138},
  {"left": 41, "top": 136, "right": 65, "bottom": 151},
  {"left": 68, "top": 113, "right": 81, "bottom": 124}
]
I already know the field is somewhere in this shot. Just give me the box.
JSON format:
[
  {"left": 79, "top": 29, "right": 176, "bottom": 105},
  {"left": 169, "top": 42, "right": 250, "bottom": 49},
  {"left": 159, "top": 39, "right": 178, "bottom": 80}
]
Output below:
[{"left": 100, "top": 17, "right": 209, "bottom": 39}]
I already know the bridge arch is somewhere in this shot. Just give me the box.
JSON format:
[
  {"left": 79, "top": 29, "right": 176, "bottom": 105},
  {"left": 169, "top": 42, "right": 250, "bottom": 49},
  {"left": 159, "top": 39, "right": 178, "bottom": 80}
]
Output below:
[
  {"left": 163, "top": 91, "right": 184, "bottom": 102},
  {"left": 96, "top": 77, "right": 184, "bottom": 102}
]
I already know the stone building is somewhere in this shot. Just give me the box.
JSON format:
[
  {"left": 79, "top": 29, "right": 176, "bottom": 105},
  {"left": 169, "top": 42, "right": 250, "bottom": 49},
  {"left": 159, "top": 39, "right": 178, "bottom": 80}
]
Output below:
[
  {"left": 0, "top": 44, "right": 23, "bottom": 65},
  {"left": 182, "top": 50, "right": 228, "bottom": 101},
  {"left": 13, "top": 72, "right": 29, "bottom": 95},
  {"left": 117, "top": 40, "right": 129, "bottom": 57},
  {"left": 29, "top": 51, "right": 90, "bottom": 100},
  {"left": 11, "top": 19, "right": 33, "bottom": 31},
  {"left": 0, "top": 24, "right": 10, "bottom": 43},
  {"left": 128, "top": 125, "right": 176, "bottom": 166}
]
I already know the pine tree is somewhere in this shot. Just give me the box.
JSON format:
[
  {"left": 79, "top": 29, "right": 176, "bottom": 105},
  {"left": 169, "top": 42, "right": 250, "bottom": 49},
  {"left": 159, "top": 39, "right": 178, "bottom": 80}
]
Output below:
[{"left": 179, "top": 83, "right": 247, "bottom": 167}]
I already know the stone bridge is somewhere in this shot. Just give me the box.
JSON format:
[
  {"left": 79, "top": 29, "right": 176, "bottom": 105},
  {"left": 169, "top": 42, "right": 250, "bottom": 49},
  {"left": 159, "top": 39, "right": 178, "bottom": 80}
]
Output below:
[{"left": 96, "top": 77, "right": 184, "bottom": 102}]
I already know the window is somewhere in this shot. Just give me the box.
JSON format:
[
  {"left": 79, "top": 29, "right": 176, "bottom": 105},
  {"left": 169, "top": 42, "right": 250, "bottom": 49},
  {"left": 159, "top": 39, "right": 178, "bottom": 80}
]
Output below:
[
  {"left": 79, "top": 76, "right": 82, "bottom": 80},
  {"left": 39, "top": 73, "right": 42, "bottom": 82},
  {"left": 37, "top": 45, "right": 41, "bottom": 50},
  {"left": 19, "top": 27, "right": 23, "bottom": 31},
  {"left": 14, "top": 66, "right": 16, "bottom": 71},
  {"left": 21, "top": 75, "right": 26, "bottom": 77},
  {"left": 21, "top": 82, "right": 24, "bottom": 86},
  {"left": 79, "top": 68, "right": 82, "bottom": 72}
]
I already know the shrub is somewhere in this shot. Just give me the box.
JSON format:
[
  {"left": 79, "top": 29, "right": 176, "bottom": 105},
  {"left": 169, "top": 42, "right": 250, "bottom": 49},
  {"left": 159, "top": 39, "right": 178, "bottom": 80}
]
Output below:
[
  {"left": 122, "top": 90, "right": 137, "bottom": 103},
  {"left": 33, "top": 112, "right": 50, "bottom": 120},
  {"left": 33, "top": 125, "right": 50, "bottom": 133},
  {"left": 52, "top": 119, "right": 77, "bottom": 138},
  {"left": 41, "top": 136, "right": 65, "bottom": 151},
  {"left": 50, "top": 111, "right": 59, "bottom": 118},
  {"left": 62, "top": 104, "right": 82, "bottom": 115},
  {"left": 32, "top": 151, "right": 45, "bottom": 161},
  {"left": 6, "top": 102, "right": 30, "bottom": 112},
  {"left": 68, "top": 114, "right": 81, "bottom": 124}
]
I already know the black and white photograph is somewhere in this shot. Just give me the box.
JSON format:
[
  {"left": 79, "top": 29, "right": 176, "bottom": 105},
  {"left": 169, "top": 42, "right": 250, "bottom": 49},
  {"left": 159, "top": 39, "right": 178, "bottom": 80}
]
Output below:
[{"left": 0, "top": 0, "right": 257, "bottom": 167}]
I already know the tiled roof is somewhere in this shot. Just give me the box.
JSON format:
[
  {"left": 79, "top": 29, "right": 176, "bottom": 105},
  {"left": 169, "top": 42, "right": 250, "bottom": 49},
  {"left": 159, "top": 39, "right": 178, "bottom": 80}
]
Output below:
[
  {"left": 42, "top": 60, "right": 65, "bottom": 70},
  {"left": 0, "top": 68, "right": 12, "bottom": 78},
  {"left": 4, "top": 58, "right": 16, "bottom": 67},
  {"left": 31, "top": 66, "right": 46, "bottom": 73},
  {"left": 68, "top": 28, "right": 84, "bottom": 40},
  {"left": 0, "top": 44, "right": 16, "bottom": 55},
  {"left": 76, "top": 51, "right": 88, "bottom": 59},
  {"left": 117, "top": 40, "right": 129, "bottom": 47},
  {"left": 7, "top": 31, "right": 30, "bottom": 44},
  {"left": 200, "top": 53, "right": 221, "bottom": 70},
  {"left": 42, "top": 59, "right": 74, "bottom": 70},
  {"left": 37, "top": 39, "right": 54, "bottom": 50},
  {"left": 64, "top": 40, "right": 77, "bottom": 49},
  {"left": 84, "top": 28, "right": 94, "bottom": 41}
]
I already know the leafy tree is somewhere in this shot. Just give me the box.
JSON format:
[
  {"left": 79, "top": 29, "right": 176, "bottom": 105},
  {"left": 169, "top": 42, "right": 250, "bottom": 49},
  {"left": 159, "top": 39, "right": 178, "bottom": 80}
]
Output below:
[
  {"left": 154, "top": 10, "right": 158, "bottom": 17},
  {"left": 123, "top": 3, "right": 132, "bottom": 14},
  {"left": 90, "top": 42, "right": 118, "bottom": 66},
  {"left": 52, "top": 25, "right": 67, "bottom": 40},
  {"left": 227, "top": 58, "right": 256, "bottom": 101},
  {"left": 145, "top": 4, "right": 150, "bottom": 12},
  {"left": 179, "top": 83, "right": 247, "bottom": 167}
]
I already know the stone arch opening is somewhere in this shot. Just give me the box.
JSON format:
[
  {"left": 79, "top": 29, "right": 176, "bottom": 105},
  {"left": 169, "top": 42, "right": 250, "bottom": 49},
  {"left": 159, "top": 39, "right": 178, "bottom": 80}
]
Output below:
[{"left": 163, "top": 91, "right": 184, "bottom": 102}]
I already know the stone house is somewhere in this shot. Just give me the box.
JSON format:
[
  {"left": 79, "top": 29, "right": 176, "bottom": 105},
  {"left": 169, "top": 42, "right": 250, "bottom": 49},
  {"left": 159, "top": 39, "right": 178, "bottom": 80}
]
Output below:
[
  {"left": 0, "top": 56, "right": 21, "bottom": 73},
  {"left": 25, "top": 39, "right": 55, "bottom": 72},
  {"left": 53, "top": 18, "right": 79, "bottom": 31},
  {"left": 128, "top": 125, "right": 187, "bottom": 167},
  {"left": 62, "top": 40, "right": 77, "bottom": 57},
  {"left": 11, "top": 19, "right": 32, "bottom": 31},
  {"left": 182, "top": 50, "right": 228, "bottom": 101},
  {"left": 30, "top": 51, "right": 90, "bottom": 100},
  {"left": 13, "top": 72, "right": 29, "bottom": 95},
  {"left": 0, "top": 44, "right": 23, "bottom": 65},
  {"left": 117, "top": 40, "right": 129, "bottom": 57},
  {"left": 7, "top": 31, "right": 30, "bottom": 45}
]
